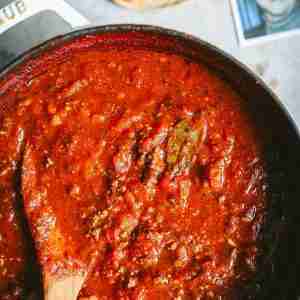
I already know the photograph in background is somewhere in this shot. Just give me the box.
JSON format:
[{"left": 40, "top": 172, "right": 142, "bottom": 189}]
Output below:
[{"left": 231, "top": 0, "right": 300, "bottom": 46}]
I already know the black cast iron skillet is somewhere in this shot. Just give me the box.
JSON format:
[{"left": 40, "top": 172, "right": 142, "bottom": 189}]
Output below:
[{"left": 0, "top": 25, "right": 299, "bottom": 299}]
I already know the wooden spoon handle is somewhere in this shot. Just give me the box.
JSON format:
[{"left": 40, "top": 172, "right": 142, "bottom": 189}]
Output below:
[{"left": 45, "top": 274, "right": 86, "bottom": 300}]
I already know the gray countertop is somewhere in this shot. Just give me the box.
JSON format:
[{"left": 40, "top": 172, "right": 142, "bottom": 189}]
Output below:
[
  {"left": 70, "top": 0, "right": 300, "bottom": 128},
  {"left": 1, "top": 0, "right": 299, "bottom": 127}
]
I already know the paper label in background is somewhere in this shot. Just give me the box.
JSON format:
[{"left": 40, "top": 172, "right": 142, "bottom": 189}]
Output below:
[{"left": 0, "top": 0, "right": 89, "bottom": 71}]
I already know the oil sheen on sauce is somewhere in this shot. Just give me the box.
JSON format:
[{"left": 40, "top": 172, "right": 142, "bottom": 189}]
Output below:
[{"left": 0, "top": 47, "right": 267, "bottom": 299}]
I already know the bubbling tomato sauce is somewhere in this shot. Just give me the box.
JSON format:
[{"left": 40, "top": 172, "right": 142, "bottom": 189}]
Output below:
[{"left": 0, "top": 46, "right": 267, "bottom": 299}]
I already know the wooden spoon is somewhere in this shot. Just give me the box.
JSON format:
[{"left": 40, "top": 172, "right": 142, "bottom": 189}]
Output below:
[
  {"left": 21, "top": 144, "right": 88, "bottom": 300},
  {"left": 44, "top": 274, "right": 86, "bottom": 300}
]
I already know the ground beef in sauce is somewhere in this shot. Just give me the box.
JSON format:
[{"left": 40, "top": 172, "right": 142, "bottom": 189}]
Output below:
[{"left": 0, "top": 47, "right": 267, "bottom": 299}]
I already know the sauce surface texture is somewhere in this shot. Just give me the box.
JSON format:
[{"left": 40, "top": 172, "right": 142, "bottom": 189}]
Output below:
[{"left": 0, "top": 47, "right": 267, "bottom": 299}]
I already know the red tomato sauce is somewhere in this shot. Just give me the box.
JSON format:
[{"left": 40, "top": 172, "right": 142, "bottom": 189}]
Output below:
[{"left": 0, "top": 46, "right": 267, "bottom": 299}]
